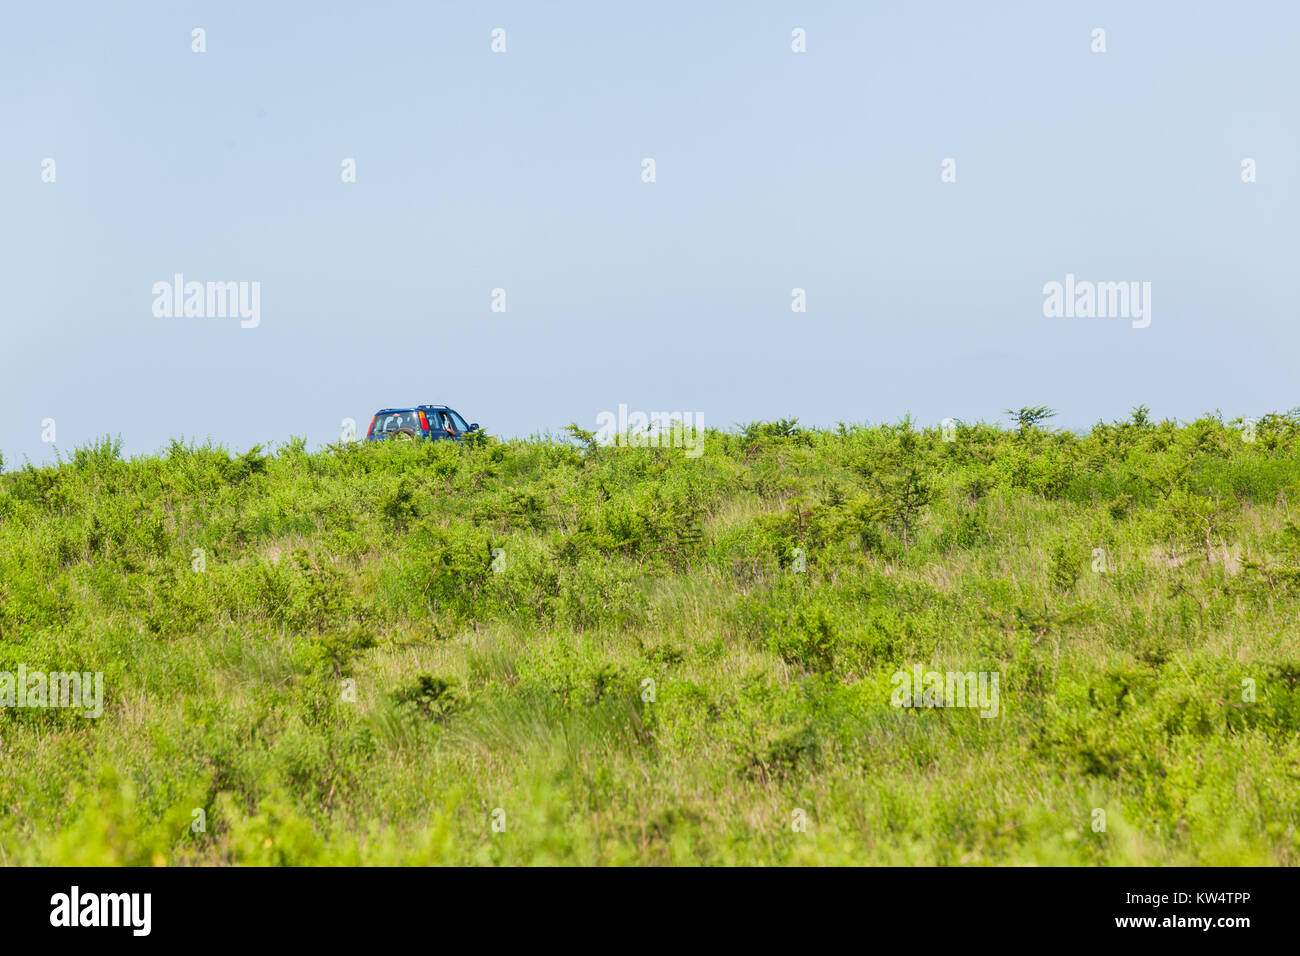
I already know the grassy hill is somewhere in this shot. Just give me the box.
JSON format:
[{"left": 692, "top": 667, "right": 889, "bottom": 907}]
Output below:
[{"left": 2, "top": 410, "right": 1299, "bottom": 865}]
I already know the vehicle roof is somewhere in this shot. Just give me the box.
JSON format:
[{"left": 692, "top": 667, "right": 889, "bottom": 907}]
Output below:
[{"left": 373, "top": 405, "right": 456, "bottom": 413}]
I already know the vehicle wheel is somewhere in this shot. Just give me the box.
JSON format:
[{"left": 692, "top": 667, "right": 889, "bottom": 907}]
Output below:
[{"left": 392, "top": 428, "right": 416, "bottom": 442}]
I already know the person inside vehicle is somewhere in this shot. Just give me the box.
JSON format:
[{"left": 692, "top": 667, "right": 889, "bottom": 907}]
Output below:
[{"left": 441, "top": 412, "right": 456, "bottom": 436}]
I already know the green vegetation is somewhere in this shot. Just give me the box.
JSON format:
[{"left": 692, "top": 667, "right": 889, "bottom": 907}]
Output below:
[{"left": 2, "top": 408, "right": 1299, "bottom": 865}]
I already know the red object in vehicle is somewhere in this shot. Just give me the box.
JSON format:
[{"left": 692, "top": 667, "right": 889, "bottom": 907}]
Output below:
[
  {"left": 366, "top": 416, "right": 377, "bottom": 438},
  {"left": 418, "top": 410, "right": 429, "bottom": 431}
]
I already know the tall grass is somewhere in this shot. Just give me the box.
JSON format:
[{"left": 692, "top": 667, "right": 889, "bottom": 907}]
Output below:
[{"left": 1, "top": 410, "right": 1299, "bottom": 864}]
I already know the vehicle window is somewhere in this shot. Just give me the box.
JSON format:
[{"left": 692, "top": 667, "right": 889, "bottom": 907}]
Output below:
[
  {"left": 448, "top": 411, "right": 469, "bottom": 432},
  {"left": 378, "top": 412, "right": 415, "bottom": 433}
]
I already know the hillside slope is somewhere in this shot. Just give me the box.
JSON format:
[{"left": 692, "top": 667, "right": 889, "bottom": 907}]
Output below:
[{"left": 2, "top": 412, "right": 1299, "bottom": 865}]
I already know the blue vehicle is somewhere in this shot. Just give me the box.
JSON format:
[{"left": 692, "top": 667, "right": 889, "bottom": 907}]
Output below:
[{"left": 365, "top": 404, "right": 479, "bottom": 442}]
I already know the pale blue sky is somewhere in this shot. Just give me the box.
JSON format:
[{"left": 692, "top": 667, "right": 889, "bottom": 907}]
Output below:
[{"left": 3, "top": 1, "right": 1297, "bottom": 466}]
